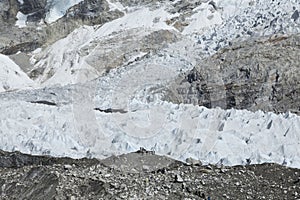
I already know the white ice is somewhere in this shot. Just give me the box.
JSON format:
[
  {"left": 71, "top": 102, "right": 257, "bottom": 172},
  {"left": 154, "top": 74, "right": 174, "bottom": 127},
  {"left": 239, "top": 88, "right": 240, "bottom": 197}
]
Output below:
[
  {"left": 15, "top": 11, "right": 27, "bottom": 28},
  {"left": 0, "top": 59, "right": 300, "bottom": 168},
  {"left": 0, "top": 54, "right": 35, "bottom": 92},
  {"left": 45, "top": 0, "right": 84, "bottom": 23}
]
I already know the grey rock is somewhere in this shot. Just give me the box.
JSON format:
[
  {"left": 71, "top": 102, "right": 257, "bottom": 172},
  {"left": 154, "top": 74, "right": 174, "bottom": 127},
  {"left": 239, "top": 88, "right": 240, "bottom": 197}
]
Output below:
[
  {"left": 165, "top": 34, "right": 300, "bottom": 115},
  {"left": 175, "top": 174, "right": 184, "bottom": 182},
  {"left": 0, "top": 0, "right": 19, "bottom": 25},
  {"left": 292, "top": 10, "right": 299, "bottom": 22},
  {"left": 142, "top": 165, "right": 150, "bottom": 171},
  {"left": 185, "top": 157, "right": 202, "bottom": 166},
  {"left": 63, "top": 164, "right": 72, "bottom": 170}
]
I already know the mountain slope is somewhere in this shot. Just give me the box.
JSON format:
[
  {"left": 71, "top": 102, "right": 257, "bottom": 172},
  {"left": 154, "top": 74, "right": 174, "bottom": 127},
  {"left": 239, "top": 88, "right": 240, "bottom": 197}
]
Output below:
[{"left": 0, "top": 0, "right": 299, "bottom": 169}]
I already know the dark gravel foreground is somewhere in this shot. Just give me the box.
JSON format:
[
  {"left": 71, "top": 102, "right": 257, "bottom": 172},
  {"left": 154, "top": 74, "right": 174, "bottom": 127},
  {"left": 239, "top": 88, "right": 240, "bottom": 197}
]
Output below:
[{"left": 0, "top": 150, "right": 299, "bottom": 199}]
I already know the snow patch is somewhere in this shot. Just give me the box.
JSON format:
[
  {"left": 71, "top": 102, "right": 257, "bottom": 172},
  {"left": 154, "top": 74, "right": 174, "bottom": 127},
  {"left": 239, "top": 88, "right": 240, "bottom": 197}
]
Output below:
[
  {"left": 183, "top": 2, "right": 223, "bottom": 34},
  {"left": 107, "top": 0, "right": 125, "bottom": 11},
  {"left": 15, "top": 12, "right": 27, "bottom": 28},
  {"left": 93, "top": 7, "right": 178, "bottom": 37}
]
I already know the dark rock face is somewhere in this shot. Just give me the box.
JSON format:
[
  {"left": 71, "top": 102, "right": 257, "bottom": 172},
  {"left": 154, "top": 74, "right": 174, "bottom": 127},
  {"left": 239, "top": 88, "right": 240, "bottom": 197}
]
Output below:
[
  {"left": 0, "top": 150, "right": 300, "bottom": 199},
  {"left": 166, "top": 34, "right": 300, "bottom": 114},
  {"left": 19, "top": 0, "right": 47, "bottom": 14},
  {"left": 19, "top": 0, "right": 47, "bottom": 23}
]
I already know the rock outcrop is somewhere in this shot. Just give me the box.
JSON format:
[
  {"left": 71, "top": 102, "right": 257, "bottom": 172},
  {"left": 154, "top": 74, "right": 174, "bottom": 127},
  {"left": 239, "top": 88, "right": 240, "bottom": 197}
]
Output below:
[{"left": 166, "top": 34, "right": 300, "bottom": 114}]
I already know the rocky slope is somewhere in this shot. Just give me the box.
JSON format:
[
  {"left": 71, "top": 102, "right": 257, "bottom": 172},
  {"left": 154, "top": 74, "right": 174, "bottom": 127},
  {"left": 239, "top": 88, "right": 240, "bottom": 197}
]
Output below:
[
  {"left": 1, "top": 150, "right": 300, "bottom": 199},
  {"left": 166, "top": 33, "right": 300, "bottom": 114}
]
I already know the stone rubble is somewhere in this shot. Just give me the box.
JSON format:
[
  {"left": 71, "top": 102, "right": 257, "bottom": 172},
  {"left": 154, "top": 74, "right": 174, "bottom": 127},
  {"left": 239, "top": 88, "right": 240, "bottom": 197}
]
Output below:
[{"left": 0, "top": 150, "right": 299, "bottom": 199}]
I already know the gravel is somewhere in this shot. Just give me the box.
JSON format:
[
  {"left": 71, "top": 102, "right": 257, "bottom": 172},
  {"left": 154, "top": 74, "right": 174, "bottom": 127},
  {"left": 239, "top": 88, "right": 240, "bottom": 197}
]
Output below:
[{"left": 0, "top": 149, "right": 299, "bottom": 199}]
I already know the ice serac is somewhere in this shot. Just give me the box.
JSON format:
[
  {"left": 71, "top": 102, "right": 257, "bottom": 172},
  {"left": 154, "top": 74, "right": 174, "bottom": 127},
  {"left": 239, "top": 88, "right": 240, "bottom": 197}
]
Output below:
[
  {"left": 166, "top": 34, "right": 300, "bottom": 115},
  {"left": 1, "top": 58, "right": 300, "bottom": 168}
]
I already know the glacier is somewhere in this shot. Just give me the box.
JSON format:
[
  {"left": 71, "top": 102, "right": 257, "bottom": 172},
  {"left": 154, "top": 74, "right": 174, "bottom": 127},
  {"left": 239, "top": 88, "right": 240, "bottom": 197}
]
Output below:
[
  {"left": 1, "top": 59, "right": 300, "bottom": 167},
  {"left": 1, "top": 0, "right": 300, "bottom": 168}
]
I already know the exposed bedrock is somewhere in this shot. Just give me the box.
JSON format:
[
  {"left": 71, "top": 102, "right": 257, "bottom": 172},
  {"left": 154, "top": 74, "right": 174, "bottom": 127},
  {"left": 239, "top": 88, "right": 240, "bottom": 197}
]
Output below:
[{"left": 166, "top": 34, "right": 300, "bottom": 114}]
